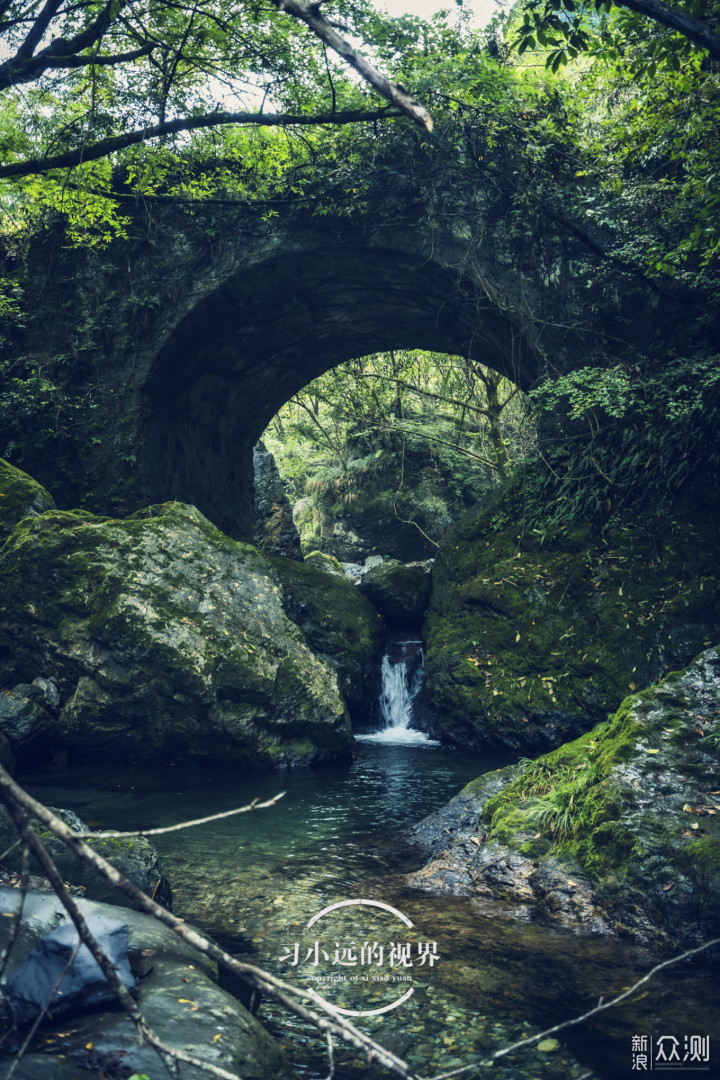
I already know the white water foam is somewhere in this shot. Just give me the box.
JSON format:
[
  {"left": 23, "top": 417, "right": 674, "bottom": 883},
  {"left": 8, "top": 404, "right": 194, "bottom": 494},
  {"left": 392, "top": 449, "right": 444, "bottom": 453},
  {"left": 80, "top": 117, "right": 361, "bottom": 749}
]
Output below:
[{"left": 356, "top": 645, "right": 439, "bottom": 746}]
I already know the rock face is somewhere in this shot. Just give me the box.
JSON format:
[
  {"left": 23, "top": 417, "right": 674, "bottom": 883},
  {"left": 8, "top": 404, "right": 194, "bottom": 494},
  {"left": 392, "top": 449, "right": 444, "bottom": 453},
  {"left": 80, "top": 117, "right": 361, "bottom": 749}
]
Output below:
[
  {"left": 0, "top": 887, "right": 298, "bottom": 1079},
  {"left": 0, "top": 678, "right": 60, "bottom": 765},
  {"left": 0, "top": 499, "right": 353, "bottom": 768},
  {"left": 424, "top": 503, "right": 720, "bottom": 750},
  {"left": 0, "top": 805, "right": 172, "bottom": 909},
  {"left": 253, "top": 442, "right": 302, "bottom": 560},
  {"left": 0, "top": 458, "right": 56, "bottom": 545},
  {"left": 358, "top": 559, "right": 432, "bottom": 626},
  {"left": 408, "top": 649, "right": 720, "bottom": 946},
  {"left": 271, "top": 554, "right": 385, "bottom": 722}
]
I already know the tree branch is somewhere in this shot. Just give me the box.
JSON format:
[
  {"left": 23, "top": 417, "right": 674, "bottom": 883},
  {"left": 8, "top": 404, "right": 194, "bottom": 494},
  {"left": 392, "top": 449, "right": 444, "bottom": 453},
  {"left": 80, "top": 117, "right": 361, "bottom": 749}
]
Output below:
[
  {"left": 273, "top": 0, "right": 433, "bottom": 131},
  {"left": 0, "top": 0, "right": 128, "bottom": 90},
  {"left": 614, "top": 0, "right": 720, "bottom": 60},
  {"left": 0, "top": 106, "right": 400, "bottom": 179}
]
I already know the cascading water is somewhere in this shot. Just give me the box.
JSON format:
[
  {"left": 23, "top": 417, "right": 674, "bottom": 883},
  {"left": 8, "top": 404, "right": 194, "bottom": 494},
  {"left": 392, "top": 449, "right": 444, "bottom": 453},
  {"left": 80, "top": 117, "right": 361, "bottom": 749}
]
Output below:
[{"left": 356, "top": 640, "right": 438, "bottom": 745}]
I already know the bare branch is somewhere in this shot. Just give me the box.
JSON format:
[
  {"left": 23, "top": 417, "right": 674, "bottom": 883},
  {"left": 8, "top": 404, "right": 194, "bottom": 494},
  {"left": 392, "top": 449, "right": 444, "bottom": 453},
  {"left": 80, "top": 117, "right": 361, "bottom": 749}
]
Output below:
[
  {"left": 73, "top": 790, "right": 286, "bottom": 838},
  {"left": 0, "top": 106, "right": 400, "bottom": 179},
  {"left": 0, "top": 767, "right": 422, "bottom": 1080}
]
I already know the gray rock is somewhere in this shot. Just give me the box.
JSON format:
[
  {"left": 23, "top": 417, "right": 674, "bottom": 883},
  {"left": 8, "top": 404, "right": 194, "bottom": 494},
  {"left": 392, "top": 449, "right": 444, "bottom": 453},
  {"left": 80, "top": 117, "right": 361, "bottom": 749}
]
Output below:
[
  {"left": 5, "top": 915, "right": 135, "bottom": 1025},
  {"left": 407, "top": 648, "right": 720, "bottom": 946},
  {"left": 358, "top": 559, "right": 432, "bottom": 626},
  {"left": 253, "top": 442, "right": 302, "bottom": 560},
  {"left": 0, "top": 887, "right": 298, "bottom": 1079},
  {"left": 0, "top": 501, "right": 352, "bottom": 768},
  {"left": 0, "top": 685, "right": 55, "bottom": 763},
  {"left": 0, "top": 459, "right": 56, "bottom": 547},
  {"left": 0, "top": 804, "right": 172, "bottom": 910}
]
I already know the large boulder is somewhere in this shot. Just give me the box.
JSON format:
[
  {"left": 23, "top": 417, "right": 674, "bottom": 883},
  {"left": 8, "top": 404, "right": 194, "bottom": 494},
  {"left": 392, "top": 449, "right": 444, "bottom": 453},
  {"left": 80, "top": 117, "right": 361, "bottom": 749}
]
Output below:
[
  {"left": 271, "top": 554, "right": 385, "bottom": 721},
  {"left": 408, "top": 649, "right": 720, "bottom": 946},
  {"left": 0, "top": 500, "right": 352, "bottom": 768},
  {"left": 358, "top": 559, "right": 432, "bottom": 626},
  {"left": 0, "top": 458, "right": 55, "bottom": 546},
  {"left": 424, "top": 502, "right": 720, "bottom": 750},
  {"left": 253, "top": 441, "right": 302, "bottom": 560},
  {"left": 0, "top": 887, "right": 298, "bottom": 1079},
  {"left": 0, "top": 805, "right": 172, "bottom": 909}
]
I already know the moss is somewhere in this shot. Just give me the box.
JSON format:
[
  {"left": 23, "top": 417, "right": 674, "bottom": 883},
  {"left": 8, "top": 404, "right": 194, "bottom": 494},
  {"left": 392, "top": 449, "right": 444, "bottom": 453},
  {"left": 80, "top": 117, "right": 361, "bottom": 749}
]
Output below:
[
  {"left": 0, "top": 459, "right": 56, "bottom": 547},
  {"left": 424, "top": 490, "right": 720, "bottom": 751}
]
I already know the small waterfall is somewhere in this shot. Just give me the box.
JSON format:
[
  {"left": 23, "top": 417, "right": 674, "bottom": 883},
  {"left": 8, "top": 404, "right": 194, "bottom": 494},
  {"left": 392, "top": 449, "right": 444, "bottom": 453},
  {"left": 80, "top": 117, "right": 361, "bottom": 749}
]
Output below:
[{"left": 357, "top": 641, "right": 438, "bottom": 746}]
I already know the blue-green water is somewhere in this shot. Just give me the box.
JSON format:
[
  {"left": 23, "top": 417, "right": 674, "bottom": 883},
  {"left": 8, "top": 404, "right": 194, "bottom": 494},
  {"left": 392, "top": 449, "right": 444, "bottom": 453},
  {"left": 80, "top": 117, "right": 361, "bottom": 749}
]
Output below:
[{"left": 23, "top": 743, "right": 719, "bottom": 1080}]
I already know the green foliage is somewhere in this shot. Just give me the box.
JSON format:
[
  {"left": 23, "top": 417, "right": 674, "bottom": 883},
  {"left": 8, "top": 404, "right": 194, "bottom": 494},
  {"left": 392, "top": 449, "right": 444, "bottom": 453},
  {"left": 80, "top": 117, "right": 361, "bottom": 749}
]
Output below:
[{"left": 263, "top": 349, "right": 533, "bottom": 546}]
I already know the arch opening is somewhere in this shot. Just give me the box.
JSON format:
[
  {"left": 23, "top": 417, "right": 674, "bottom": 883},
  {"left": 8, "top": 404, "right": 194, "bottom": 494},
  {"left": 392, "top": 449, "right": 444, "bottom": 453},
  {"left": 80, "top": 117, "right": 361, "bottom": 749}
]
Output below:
[{"left": 141, "top": 245, "right": 537, "bottom": 540}]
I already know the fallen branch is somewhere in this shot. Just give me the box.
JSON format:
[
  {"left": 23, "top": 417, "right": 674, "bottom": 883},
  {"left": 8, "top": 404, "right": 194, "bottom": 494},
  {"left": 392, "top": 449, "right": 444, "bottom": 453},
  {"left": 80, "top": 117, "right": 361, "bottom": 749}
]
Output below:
[{"left": 73, "top": 791, "right": 286, "bottom": 839}]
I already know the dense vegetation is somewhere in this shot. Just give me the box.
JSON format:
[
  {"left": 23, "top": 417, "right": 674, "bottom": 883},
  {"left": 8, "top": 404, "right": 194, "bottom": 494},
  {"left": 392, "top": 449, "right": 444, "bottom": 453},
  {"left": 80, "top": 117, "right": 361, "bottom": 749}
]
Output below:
[{"left": 1, "top": 0, "right": 719, "bottom": 530}]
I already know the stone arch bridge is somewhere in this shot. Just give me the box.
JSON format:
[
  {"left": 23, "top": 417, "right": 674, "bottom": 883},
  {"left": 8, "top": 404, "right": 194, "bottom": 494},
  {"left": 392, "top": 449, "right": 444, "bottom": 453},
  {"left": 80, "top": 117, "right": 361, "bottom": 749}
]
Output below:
[{"left": 15, "top": 201, "right": 663, "bottom": 540}]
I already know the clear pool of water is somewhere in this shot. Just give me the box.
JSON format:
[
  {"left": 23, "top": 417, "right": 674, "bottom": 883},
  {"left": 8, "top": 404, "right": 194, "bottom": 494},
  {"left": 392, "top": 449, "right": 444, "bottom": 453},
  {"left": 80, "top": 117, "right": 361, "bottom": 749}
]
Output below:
[{"left": 23, "top": 742, "right": 720, "bottom": 1080}]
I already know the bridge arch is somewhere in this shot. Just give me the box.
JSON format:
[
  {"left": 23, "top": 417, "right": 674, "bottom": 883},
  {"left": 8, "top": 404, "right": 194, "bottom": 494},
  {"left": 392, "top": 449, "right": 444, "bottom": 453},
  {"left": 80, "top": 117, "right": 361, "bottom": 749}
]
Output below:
[{"left": 140, "top": 243, "right": 537, "bottom": 540}]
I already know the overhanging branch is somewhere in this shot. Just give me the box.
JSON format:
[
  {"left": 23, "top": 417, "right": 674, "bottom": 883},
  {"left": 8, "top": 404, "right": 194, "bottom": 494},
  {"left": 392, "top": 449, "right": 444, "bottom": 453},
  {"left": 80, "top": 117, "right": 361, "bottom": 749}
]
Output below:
[{"left": 0, "top": 105, "right": 400, "bottom": 179}]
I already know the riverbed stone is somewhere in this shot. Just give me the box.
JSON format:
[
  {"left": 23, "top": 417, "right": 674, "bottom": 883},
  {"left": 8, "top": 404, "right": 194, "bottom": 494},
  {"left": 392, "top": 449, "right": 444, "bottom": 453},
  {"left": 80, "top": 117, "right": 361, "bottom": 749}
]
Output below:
[
  {"left": 0, "top": 499, "right": 353, "bottom": 768},
  {"left": 358, "top": 559, "right": 432, "bottom": 626},
  {"left": 408, "top": 648, "right": 720, "bottom": 946},
  {"left": 424, "top": 499, "right": 720, "bottom": 750},
  {"left": 0, "top": 886, "right": 298, "bottom": 1079},
  {"left": 0, "top": 459, "right": 56, "bottom": 547}
]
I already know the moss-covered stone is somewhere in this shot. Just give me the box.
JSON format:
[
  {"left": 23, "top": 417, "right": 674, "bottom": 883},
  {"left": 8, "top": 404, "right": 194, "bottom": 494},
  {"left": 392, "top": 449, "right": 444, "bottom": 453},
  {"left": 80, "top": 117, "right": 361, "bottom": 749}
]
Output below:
[
  {"left": 424, "top": 499, "right": 720, "bottom": 750},
  {"left": 409, "top": 649, "right": 720, "bottom": 945},
  {"left": 0, "top": 499, "right": 353, "bottom": 767},
  {"left": 271, "top": 553, "right": 384, "bottom": 720},
  {"left": 0, "top": 458, "right": 55, "bottom": 547},
  {"left": 0, "top": 804, "right": 172, "bottom": 909},
  {"left": 358, "top": 559, "right": 432, "bottom": 626}
]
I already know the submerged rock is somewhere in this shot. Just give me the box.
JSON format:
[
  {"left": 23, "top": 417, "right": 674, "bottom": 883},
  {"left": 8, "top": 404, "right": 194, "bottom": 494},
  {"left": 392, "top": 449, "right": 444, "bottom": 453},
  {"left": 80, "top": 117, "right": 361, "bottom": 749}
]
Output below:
[
  {"left": 0, "top": 805, "right": 172, "bottom": 910},
  {"left": 358, "top": 559, "right": 432, "bottom": 626},
  {"left": 0, "top": 459, "right": 55, "bottom": 546},
  {"left": 408, "top": 649, "right": 720, "bottom": 946},
  {"left": 0, "top": 499, "right": 353, "bottom": 768},
  {"left": 0, "top": 887, "right": 298, "bottom": 1079},
  {"left": 424, "top": 502, "right": 720, "bottom": 750}
]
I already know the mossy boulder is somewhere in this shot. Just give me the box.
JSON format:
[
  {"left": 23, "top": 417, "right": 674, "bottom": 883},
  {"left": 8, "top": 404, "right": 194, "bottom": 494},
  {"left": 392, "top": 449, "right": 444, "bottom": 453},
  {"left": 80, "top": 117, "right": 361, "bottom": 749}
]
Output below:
[
  {"left": 0, "top": 500, "right": 352, "bottom": 768},
  {"left": 0, "top": 887, "right": 298, "bottom": 1080},
  {"left": 0, "top": 805, "right": 172, "bottom": 910},
  {"left": 302, "top": 550, "right": 347, "bottom": 578},
  {"left": 358, "top": 559, "right": 432, "bottom": 626},
  {"left": 409, "top": 648, "right": 720, "bottom": 945},
  {"left": 424, "top": 503, "right": 720, "bottom": 750},
  {"left": 0, "top": 458, "right": 55, "bottom": 546},
  {"left": 271, "top": 554, "right": 385, "bottom": 721}
]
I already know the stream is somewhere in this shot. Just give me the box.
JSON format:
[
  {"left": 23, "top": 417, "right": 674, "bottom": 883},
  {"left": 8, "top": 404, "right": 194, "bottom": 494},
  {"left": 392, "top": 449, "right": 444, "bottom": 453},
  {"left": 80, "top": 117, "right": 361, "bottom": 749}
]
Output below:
[{"left": 21, "top": 648, "right": 720, "bottom": 1080}]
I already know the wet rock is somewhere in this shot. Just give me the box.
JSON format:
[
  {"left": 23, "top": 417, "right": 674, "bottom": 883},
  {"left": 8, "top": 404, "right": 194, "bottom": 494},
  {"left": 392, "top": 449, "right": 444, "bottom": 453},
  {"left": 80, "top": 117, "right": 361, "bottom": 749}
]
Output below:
[
  {"left": 253, "top": 442, "right": 302, "bottom": 560},
  {"left": 358, "top": 560, "right": 433, "bottom": 626},
  {"left": 0, "top": 499, "right": 352, "bottom": 768},
  {"left": 271, "top": 553, "right": 385, "bottom": 722},
  {"left": 0, "top": 459, "right": 55, "bottom": 546},
  {"left": 303, "top": 550, "right": 347, "bottom": 578},
  {"left": 0, "top": 684, "right": 55, "bottom": 764},
  {"left": 0, "top": 887, "right": 298, "bottom": 1079},
  {"left": 408, "top": 649, "right": 720, "bottom": 946},
  {"left": 0, "top": 805, "right": 172, "bottom": 910},
  {"left": 424, "top": 501, "right": 720, "bottom": 751},
  {"left": 5, "top": 915, "right": 135, "bottom": 1025}
]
